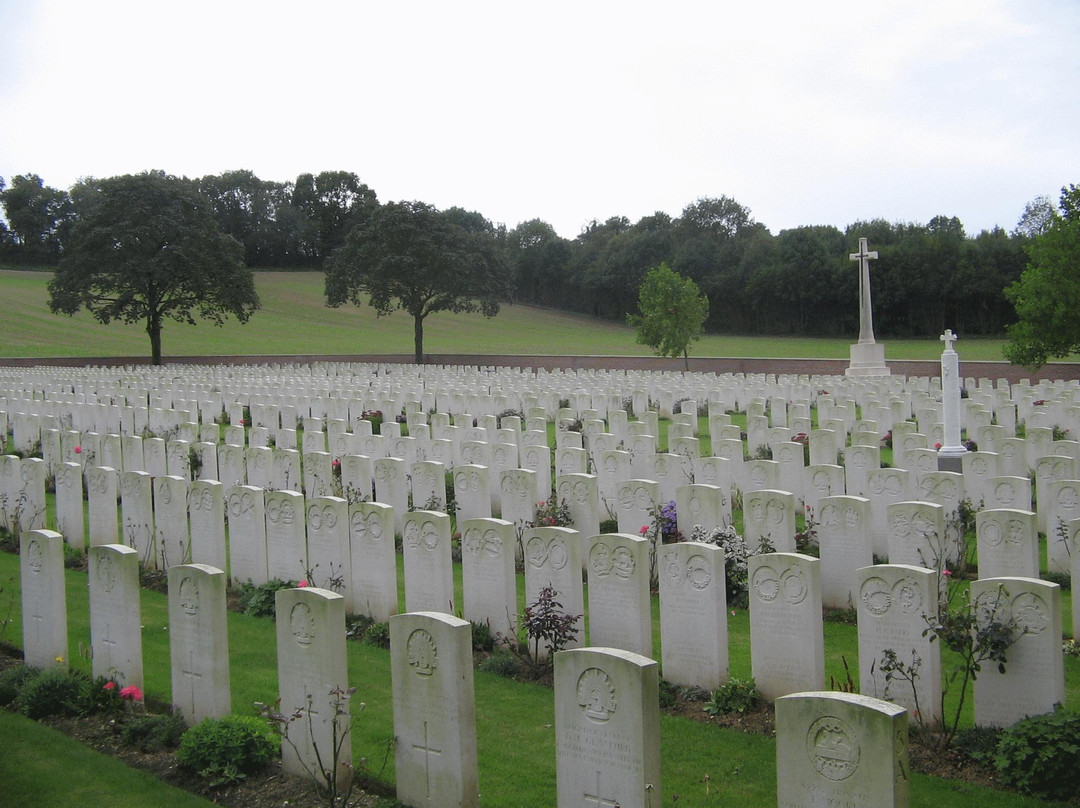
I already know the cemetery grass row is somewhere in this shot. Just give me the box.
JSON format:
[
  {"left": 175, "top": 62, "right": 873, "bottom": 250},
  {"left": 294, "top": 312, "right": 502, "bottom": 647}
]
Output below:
[
  {"left": 1, "top": 404, "right": 1078, "bottom": 808},
  {"left": 0, "top": 267, "right": 1017, "bottom": 361},
  {"left": 2, "top": 550, "right": 1077, "bottom": 808}
]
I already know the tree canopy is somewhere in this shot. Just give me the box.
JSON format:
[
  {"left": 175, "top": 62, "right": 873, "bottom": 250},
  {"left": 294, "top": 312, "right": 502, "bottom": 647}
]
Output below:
[
  {"left": 628, "top": 262, "right": 709, "bottom": 369},
  {"left": 325, "top": 200, "right": 513, "bottom": 363},
  {"left": 48, "top": 170, "right": 259, "bottom": 365},
  {"left": 1003, "top": 185, "right": 1080, "bottom": 369}
]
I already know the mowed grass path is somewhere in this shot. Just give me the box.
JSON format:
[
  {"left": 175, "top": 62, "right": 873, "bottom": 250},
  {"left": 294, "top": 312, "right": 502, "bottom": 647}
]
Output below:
[{"left": 0, "top": 268, "right": 1013, "bottom": 361}]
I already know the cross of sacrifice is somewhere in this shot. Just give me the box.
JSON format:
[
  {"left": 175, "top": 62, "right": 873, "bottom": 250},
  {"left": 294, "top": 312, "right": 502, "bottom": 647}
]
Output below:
[
  {"left": 940, "top": 329, "right": 958, "bottom": 352},
  {"left": 584, "top": 770, "right": 620, "bottom": 808},
  {"left": 849, "top": 237, "right": 879, "bottom": 344},
  {"left": 181, "top": 650, "right": 203, "bottom": 713},
  {"left": 412, "top": 720, "right": 443, "bottom": 797}
]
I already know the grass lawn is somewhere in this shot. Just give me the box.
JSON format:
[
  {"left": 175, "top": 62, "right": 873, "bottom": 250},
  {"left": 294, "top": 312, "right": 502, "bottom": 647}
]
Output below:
[
  {"left": 0, "top": 540, "right": 1075, "bottom": 807},
  {"left": 0, "top": 267, "right": 1017, "bottom": 361}
]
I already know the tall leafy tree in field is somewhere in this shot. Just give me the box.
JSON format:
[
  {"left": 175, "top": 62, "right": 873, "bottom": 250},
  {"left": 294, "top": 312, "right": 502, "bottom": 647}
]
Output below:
[
  {"left": 1004, "top": 184, "right": 1080, "bottom": 369},
  {"left": 325, "top": 200, "right": 512, "bottom": 363},
  {"left": 628, "top": 262, "right": 709, "bottom": 369},
  {"left": 48, "top": 171, "right": 259, "bottom": 365},
  {"left": 0, "top": 173, "right": 74, "bottom": 263}
]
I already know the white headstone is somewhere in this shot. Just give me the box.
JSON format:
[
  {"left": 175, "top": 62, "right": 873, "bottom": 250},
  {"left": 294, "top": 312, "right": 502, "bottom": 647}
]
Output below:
[{"left": 168, "top": 563, "right": 230, "bottom": 725}]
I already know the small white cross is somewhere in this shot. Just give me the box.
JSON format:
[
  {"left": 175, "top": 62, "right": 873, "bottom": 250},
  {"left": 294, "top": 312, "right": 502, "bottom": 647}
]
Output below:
[{"left": 940, "top": 329, "right": 958, "bottom": 352}]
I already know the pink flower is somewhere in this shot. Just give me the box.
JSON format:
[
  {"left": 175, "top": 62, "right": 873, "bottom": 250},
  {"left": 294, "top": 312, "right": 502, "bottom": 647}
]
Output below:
[
  {"left": 103, "top": 681, "right": 116, "bottom": 691},
  {"left": 639, "top": 525, "right": 650, "bottom": 535},
  {"left": 934, "top": 442, "right": 942, "bottom": 450},
  {"left": 238, "top": 419, "right": 246, "bottom": 426},
  {"left": 942, "top": 569, "right": 952, "bottom": 577},
  {"left": 74, "top": 446, "right": 82, "bottom": 454},
  {"left": 120, "top": 685, "right": 143, "bottom": 701},
  {"left": 298, "top": 580, "right": 308, "bottom": 588}
]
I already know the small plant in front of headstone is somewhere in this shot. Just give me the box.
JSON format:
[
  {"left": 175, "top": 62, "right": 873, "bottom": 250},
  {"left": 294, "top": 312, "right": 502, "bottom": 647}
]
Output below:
[
  {"left": 257, "top": 688, "right": 376, "bottom": 807},
  {"left": 644, "top": 500, "right": 681, "bottom": 544},
  {"left": 994, "top": 706, "right": 1080, "bottom": 801},
  {"left": 119, "top": 711, "right": 187, "bottom": 752},
  {"left": 703, "top": 677, "right": 761, "bottom": 716},
  {"left": 178, "top": 714, "right": 279, "bottom": 787},
  {"left": 519, "top": 584, "right": 581, "bottom": 671},
  {"left": 880, "top": 576, "right": 1024, "bottom": 748},
  {"left": 234, "top": 578, "right": 299, "bottom": 618},
  {"left": 688, "top": 523, "right": 763, "bottom": 606},
  {"left": 529, "top": 498, "right": 572, "bottom": 528}
]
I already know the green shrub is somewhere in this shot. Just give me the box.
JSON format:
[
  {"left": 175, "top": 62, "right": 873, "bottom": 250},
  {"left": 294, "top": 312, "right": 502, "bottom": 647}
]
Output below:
[
  {"left": 0, "top": 664, "right": 37, "bottom": 707},
  {"left": 119, "top": 711, "right": 187, "bottom": 752},
  {"left": 994, "top": 708, "right": 1080, "bottom": 800},
  {"left": 478, "top": 653, "right": 525, "bottom": 679},
  {"left": 363, "top": 621, "right": 391, "bottom": 649},
  {"left": 470, "top": 620, "right": 494, "bottom": 653},
  {"left": 14, "top": 667, "right": 87, "bottom": 719},
  {"left": 177, "top": 715, "right": 279, "bottom": 786},
  {"left": 234, "top": 579, "right": 296, "bottom": 618},
  {"left": 658, "top": 678, "right": 679, "bottom": 710},
  {"left": 953, "top": 726, "right": 1002, "bottom": 766},
  {"left": 703, "top": 677, "right": 761, "bottom": 716}
]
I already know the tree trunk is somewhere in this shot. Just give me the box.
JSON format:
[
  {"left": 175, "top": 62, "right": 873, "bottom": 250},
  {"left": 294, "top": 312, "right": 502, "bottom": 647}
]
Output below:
[
  {"left": 683, "top": 348, "right": 690, "bottom": 372},
  {"left": 413, "top": 313, "right": 424, "bottom": 364},
  {"left": 147, "top": 311, "right": 163, "bottom": 366}
]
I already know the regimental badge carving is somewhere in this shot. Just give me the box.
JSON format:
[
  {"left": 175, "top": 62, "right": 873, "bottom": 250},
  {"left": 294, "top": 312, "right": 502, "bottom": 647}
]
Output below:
[
  {"left": 179, "top": 576, "right": 199, "bottom": 615},
  {"left": 290, "top": 603, "right": 315, "bottom": 647},
  {"left": 860, "top": 576, "right": 892, "bottom": 615},
  {"left": 420, "top": 521, "right": 440, "bottom": 550},
  {"left": 807, "top": 716, "right": 860, "bottom": 781},
  {"left": 1011, "top": 591, "right": 1049, "bottom": 635},
  {"left": 96, "top": 553, "right": 117, "bottom": 593},
  {"left": 404, "top": 520, "right": 420, "bottom": 549},
  {"left": 663, "top": 551, "right": 685, "bottom": 582},
  {"left": 589, "top": 543, "right": 613, "bottom": 577},
  {"left": 526, "top": 535, "right": 568, "bottom": 570},
  {"left": 612, "top": 546, "right": 634, "bottom": 579},
  {"left": 407, "top": 629, "right": 437, "bottom": 677},
  {"left": 781, "top": 569, "right": 808, "bottom": 604},
  {"left": 982, "top": 518, "right": 1004, "bottom": 547},
  {"left": 577, "top": 667, "right": 616, "bottom": 723},
  {"left": 26, "top": 539, "right": 43, "bottom": 573},
  {"left": 686, "top": 554, "right": 712, "bottom": 590},
  {"left": 752, "top": 565, "right": 780, "bottom": 601},
  {"left": 893, "top": 577, "right": 923, "bottom": 615}
]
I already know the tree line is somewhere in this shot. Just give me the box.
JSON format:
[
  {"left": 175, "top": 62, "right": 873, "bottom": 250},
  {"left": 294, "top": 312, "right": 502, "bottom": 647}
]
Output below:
[{"left": 0, "top": 169, "right": 1048, "bottom": 339}]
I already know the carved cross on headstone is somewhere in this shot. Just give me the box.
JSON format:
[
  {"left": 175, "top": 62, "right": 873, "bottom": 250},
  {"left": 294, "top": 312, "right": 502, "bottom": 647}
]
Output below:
[
  {"left": 940, "top": 329, "right": 958, "bottom": 352},
  {"left": 100, "top": 622, "right": 118, "bottom": 674},
  {"left": 849, "top": 237, "right": 879, "bottom": 344},
  {"left": 181, "top": 650, "right": 202, "bottom": 713},
  {"left": 584, "top": 770, "right": 620, "bottom": 808},
  {"left": 412, "top": 720, "right": 442, "bottom": 797}
]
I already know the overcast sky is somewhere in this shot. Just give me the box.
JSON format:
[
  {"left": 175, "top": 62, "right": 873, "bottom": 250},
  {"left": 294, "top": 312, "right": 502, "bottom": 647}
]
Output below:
[{"left": 1, "top": 1, "right": 1077, "bottom": 240}]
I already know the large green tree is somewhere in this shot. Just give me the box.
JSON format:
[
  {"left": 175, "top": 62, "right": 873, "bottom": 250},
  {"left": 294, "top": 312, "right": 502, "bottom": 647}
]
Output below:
[
  {"left": 48, "top": 171, "right": 259, "bottom": 365},
  {"left": 0, "top": 173, "right": 74, "bottom": 263},
  {"left": 325, "top": 200, "right": 512, "bottom": 363},
  {"left": 1003, "top": 184, "right": 1080, "bottom": 368},
  {"left": 628, "top": 262, "right": 709, "bottom": 369}
]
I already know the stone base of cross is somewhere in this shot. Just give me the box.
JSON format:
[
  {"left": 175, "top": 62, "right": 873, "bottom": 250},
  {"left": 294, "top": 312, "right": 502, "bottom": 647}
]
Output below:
[{"left": 845, "top": 342, "right": 891, "bottom": 377}]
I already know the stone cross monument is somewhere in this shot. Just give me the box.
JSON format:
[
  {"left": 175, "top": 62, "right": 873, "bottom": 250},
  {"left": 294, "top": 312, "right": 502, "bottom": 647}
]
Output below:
[
  {"left": 845, "top": 237, "right": 890, "bottom": 376},
  {"left": 937, "top": 328, "right": 967, "bottom": 471}
]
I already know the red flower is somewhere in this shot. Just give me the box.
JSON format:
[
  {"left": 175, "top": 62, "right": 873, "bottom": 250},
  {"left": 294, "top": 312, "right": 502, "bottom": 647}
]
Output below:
[
  {"left": 298, "top": 580, "right": 308, "bottom": 588},
  {"left": 74, "top": 446, "right": 82, "bottom": 454},
  {"left": 238, "top": 419, "right": 246, "bottom": 426},
  {"left": 120, "top": 685, "right": 143, "bottom": 701},
  {"left": 103, "top": 681, "right": 116, "bottom": 691},
  {"left": 934, "top": 442, "right": 943, "bottom": 450}
]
